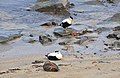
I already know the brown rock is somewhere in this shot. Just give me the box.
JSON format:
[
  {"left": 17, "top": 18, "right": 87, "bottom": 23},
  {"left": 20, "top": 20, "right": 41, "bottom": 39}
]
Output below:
[{"left": 43, "top": 61, "right": 59, "bottom": 72}]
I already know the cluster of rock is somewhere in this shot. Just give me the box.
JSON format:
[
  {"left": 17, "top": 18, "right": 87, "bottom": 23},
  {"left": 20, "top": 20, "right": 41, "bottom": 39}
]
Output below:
[
  {"left": 105, "top": 26, "right": 120, "bottom": 51},
  {"left": 98, "top": 0, "right": 120, "bottom": 4}
]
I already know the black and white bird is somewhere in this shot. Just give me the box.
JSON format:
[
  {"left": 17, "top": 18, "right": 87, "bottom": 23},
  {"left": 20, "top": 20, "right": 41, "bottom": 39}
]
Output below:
[
  {"left": 59, "top": 16, "right": 74, "bottom": 32},
  {"left": 45, "top": 51, "right": 62, "bottom": 60}
]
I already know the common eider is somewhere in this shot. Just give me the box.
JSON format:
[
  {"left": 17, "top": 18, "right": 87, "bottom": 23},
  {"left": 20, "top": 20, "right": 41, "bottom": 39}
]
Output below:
[
  {"left": 59, "top": 16, "right": 74, "bottom": 32},
  {"left": 45, "top": 51, "right": 62, "bottom": 60}
]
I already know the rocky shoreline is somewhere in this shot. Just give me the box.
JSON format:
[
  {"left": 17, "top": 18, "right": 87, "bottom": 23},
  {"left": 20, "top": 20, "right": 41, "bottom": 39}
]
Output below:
[{"left": 0, "top": 0, "right": 120, "bottom": 77}]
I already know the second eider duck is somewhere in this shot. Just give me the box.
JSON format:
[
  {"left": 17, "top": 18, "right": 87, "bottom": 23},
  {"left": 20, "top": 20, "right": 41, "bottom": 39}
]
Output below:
[{"left": 45, "top": 51, "right": 62, "bottom": 60}]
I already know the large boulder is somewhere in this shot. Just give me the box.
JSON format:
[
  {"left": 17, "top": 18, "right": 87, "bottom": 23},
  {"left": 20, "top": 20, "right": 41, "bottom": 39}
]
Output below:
[{"left": 30, "top": 0, "right": 70, "bottom": 15}]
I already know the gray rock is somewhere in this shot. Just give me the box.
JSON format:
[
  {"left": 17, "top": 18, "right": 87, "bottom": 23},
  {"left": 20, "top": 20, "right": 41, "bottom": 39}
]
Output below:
[
  {"left": 113, "top": 41, "right": 120, "bottom": 48},
  {"left": 94, "top": 27, "right": 110, "bottom": 34},
  {"left": 112, "top": 26, "right": 120, "bottom": 31},
  {"left": 98, "top": 0, "right": 120, "bottom": 4},
  {"left": 53, "top": 28, "right": 77, "bottom": 37},
  {"left": 109, "top": 13, "right": 120, "bottom": 22},
  {"left": 31, "top": 0, "right": 70, "bottom": 15},
  {"left": 40, "top": 22, "right": 58, "bottom": 26},
  {"left": 22, "top": 36, "right": 38, "bottom": 43},
  {"left": 36, "top": 0, "right": 69, "bottom": 8},
  {"left": 84, "top": 0, "right": 103, "bottom": 5},
  {"left": 0, "top": 30, "right": 22, "bottom": 43},
  {"left": 107, "top": 31, "right": 120, "bottom": 40},
  {"left": 74, "top": 36, "right": 96, "bottom": 45},
  {"left": 39, "top": 34, "right": 56, "bottom": 45}
]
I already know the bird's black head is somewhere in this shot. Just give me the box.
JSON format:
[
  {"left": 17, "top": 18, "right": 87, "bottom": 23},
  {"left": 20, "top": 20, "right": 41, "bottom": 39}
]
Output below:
[
  {"left": 55, "top": 51, "right": 59, "bottom": 53},
  {"left": 70, "top": 16, "right": 73, "bottom": 19}
]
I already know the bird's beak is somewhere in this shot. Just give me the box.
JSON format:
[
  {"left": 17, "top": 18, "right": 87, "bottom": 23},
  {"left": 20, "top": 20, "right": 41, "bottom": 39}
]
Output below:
[{"left": 45, "top": 55, "right": 48, "bottom": 57}]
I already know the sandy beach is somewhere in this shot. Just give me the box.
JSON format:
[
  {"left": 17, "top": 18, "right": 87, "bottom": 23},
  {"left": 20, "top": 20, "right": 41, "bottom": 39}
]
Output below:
[{"left": 0, "top": 54, "right": 120, "bottom": 78}]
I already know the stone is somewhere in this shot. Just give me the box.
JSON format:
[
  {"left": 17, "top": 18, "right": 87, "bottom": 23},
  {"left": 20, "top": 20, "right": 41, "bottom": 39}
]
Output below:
[
  {"left": 98, "top": 0, "right": 120, "bottom": 4},
  {"left": 39, "top": 34, "right": 56, "bottom": 45},
  {"left": 94, "top": 27, "right": 110, "bottom": 34},
  {"left": 107, "top": 31, "right": 120, "bottom": 40},
  {"left": 84, "top": 0, "right": 103, "bottom": 5},
  {"left": 43, "top": 61, "right": 59, "bottom": 72},
  {"left": 0, "top": 30, "right": 22, "bottom": 43},
  {"left": 74, "top": 36, "right": 96, "bottom": 45},
  {"left": 109, "top": 13, "right": 120, "bottom": 22},
  {"left": 107, "top": 34, "right": 117, "bottom": 39},
  {"left": 40, "top": 22, "right": 58, "bottom": 26},
  {"left": 36, "top": 0, "right": 70, "bottom": 8},
  {"left": 30, "top": 0, "right": 70, "bottom": 15},
  {"left": 113, "top": 41, "right": 120, "bottom": 48},
  {"left": 112, "top": 26, "right": 120, "bottom": 31},
  {"left": 32, "top": 60, "right": 44, "bottom": 64},
  {"left": 53, "top": 28, "right": 77, "bottom": 37},
  {"left": 22, "top": 36, "right": 38, "bottom": 43}
]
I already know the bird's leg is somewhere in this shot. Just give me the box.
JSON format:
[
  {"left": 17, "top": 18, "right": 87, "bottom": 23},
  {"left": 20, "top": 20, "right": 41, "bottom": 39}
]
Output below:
[{"left": 65, "top": 28, "right": 70, "bottom": 33}]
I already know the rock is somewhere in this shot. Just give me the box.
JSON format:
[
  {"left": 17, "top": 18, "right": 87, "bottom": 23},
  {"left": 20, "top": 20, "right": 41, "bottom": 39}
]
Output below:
[
  {"left": 107, "top": 31, "right": 120, "bottom": 40},
  {"left": 0, "top": 30, "right": 22, "bottom": 43},
  {"left": 69, "top": 3, "right": 75, "bottom": 8},
  {"left": 74, "top": 36, "right": 96, "bottom": 45},
  {"left": 112, "top": 26, "right": 120, "bottom": 31},
  {"left": 54, "top": 28, "right": 70, "bottom": 37},
  {"left": 53, "top": 28, "right": 77, "bottom": 37},
  {"left": 104, "top": 40, "right": 120, "bottom": 51},
  {"left": 58, "top": 63, "right": 71, "bottom": 66},
  {"left": 84, "top": 0, "right": 103, "bottom": 5},
  {"left": 0, "top": 68, "right": 21, "bottom": 75},
  {"left": 43, "top": 61, "right": 59, "bottom": 72},
  {"left": 107, "top": 34, "right": 118, "bottom": 39},
  {"left": 98, "top": 0, "right": 120, "bottom": 4},
  {"left": 7, "top": 68, "right": 21, "bottom": 73},
  {"left": 113, "top": 41, "right": 120, "bottom": 48},
  {"left": 94, "top": 27, "right": 110, "bottom": 34},
  {"left": 39, "top": 34, "right": 56, "bottom": 45},
  {"left": 32, "top": 60, "right": 44, "bottom": 64},
  {"left": 40, "top": 22, "right": 58, "bottom": 26},
  {"left": 70, "top": 29, "right": 93, "bottom": 36},
  {"left": 32, "top": 65, "right": 43, "bottom": 68},
  {"left": 22, "top": 36, "right": 38, "bottom": 43},
  {"left": 109, "top": 13, "right": 120, "bottom": 22},
  {"left": 37, "top": 0, "right": 49, "bottom": 2},
  {"left": 36, "top": 0, "right": 70, "bottom": 8},
  {"left": 30, "top": 0, "right": 70, "bottom": 15},
  {"left": 106, "top": 0, "right": 120, "bottom": 3},
  {"left": 54, "top": 28, "right": 94, "bottom": 37}
]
